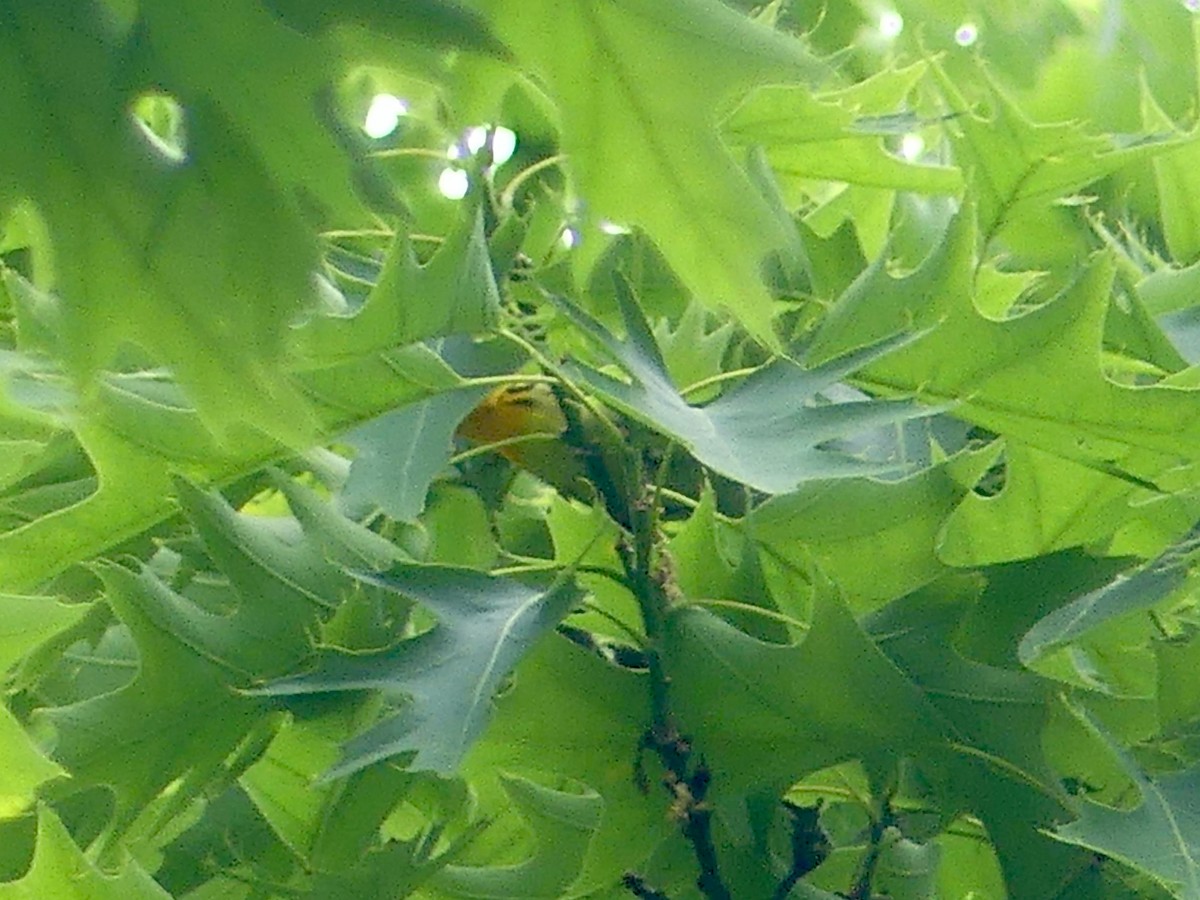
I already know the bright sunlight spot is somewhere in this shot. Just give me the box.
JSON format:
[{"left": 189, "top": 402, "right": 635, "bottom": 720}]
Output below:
[
  {"left": 362, "top": 94, "right": 407, "bottom": 139},
  {"left": 878, "top": 10, "right": 904, "bottom": 38},
  {"left": 1186, "top": 0, "right": 1200, "bottom": 11},
  {"left": 560, "top": 227, "right": 579, "bottom": 249},
  {"left": 130, "top": 91, "right": 187, "bottom": 162},
  {"left": 490, "top": 126, "right": 517, "bottom": 165},
  {"left": 465, "top": 126, "right": 488, "bottom": 155},
  {"left": 599, "top": 220, "right": 631, "bottom": 235},
  {"left": 955, "top": 22, "right": 980, "bottom": 46},
  {"left": 463, "top": 125, "right": 519, "bottom": 166},
  {"left": 438, "top": 167, "right": 469, "bottom": 200},
  {"left": 899, "top": 133, "right": 925, "bottom": 161}
]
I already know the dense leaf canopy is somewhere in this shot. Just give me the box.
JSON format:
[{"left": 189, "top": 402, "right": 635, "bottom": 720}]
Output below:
[{"left": 2, "top": 1, "right": 1200, "bottom": 898}]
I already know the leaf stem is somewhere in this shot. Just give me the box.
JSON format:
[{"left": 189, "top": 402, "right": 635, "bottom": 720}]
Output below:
[
  {"left": 368, "top": 146, "right": 452, "bottom": 161},
  {"left": 683, "top": 598, "right": 810, "bottom": 632},
  {"left": 499, "top": 153, "right": 568, "bottom": 209},
  {"left": 679, "top": 365, "right": 761, "bottom": 399},
  {"left": 847, "top": 790, "right": 895, "bottom": 900}
]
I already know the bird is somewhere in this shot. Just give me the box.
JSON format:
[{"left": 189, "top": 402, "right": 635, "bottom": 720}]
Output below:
[{"left": 456, "top": 381, "right": 593, "bottom": 500}]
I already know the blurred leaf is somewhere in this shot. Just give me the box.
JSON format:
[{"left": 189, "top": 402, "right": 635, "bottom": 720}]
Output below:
[
  {"left": 1144, "top": 85, "right": 1200, "bottom": 266},
  {"left": 725, "top": 63, "right": 962, "bottom": 201},
  {"left": 0, "top": 594, "right": 85, "bottom": 817},
  {"left": 873, "top": 827, "right": 940, "bottom": 900},
  {"left": 264, "top": 0, "right": 509, "bottom": 57},
  {"left": 1019, "top": 526, "right": 1199, "bottom": 666},
  {"left": 0, "top": 806, "right": 170, "bottom": 899},
  {"left": 809, "top": 208, "right": 1200, "bottom": 490},
  {"left": 1157, "top": 628, "right": 1200, "bottom": 737},
  {"left": 139, "top": 0, "right": 380, "bottom": 223},
  {"left": 479, "top": 0, "right": 827, "bottom": 341},
  {"left": 0, "top": 4, "right": 321, "bottom": 441},
  {"left": 932, "top": 61, "right": 1190, "bottom": 264}
]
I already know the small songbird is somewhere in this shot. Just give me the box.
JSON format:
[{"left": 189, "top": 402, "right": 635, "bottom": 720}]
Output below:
[{"left": 455, "top": 381, "right": 593, "bottom": 500}]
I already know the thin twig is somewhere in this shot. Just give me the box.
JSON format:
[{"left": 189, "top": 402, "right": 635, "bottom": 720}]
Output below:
[
  {"left": 620, "top": 480, "right": 732, "bottom": 900},
  {"left": 847, "top": 792, "right": 895, "bottom": 900},
  {"left": 771, "top": 801, "right": 830, "bottom": 900}
]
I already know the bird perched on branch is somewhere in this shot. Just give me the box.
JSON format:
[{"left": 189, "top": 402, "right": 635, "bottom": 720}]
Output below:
[{"left": 455, "top": 381, "right": 635, "bottom": 526}]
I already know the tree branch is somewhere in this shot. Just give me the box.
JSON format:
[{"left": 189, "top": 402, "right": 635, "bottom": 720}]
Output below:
[
  {"left": 847, "top": 792, "right": 895, "bottom": 900},
  {"left": 622, "top": 873, "right": 672, "bottom": 899},
  {"left": 771, "top": 801, "right": 831, "bottom": 900}
]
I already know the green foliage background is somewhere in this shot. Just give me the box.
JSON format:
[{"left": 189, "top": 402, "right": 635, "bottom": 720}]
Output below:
[{"left": 2, "top": 0, "right": 1200, "bottom": 897}]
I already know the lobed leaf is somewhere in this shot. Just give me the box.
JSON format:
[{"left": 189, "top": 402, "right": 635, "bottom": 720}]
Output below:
[{"left": 258, "top": 565, "right": 583, "bottom": 779}]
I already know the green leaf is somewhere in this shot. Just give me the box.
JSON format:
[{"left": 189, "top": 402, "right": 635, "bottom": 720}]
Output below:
[
  {"left": 264, "top": 0, "right": 509, "bottom": 58},
  {"left": 809, "top": 207, "right": 1200, "bottom": 489},
  {"left": 463, "top": 637, "right": 664, "bottom": 895},
  {"left": 259, "top": 565, "right": 584, "bottom": 778},
  {"left": 873, "top": 827, "right": 940, "bottom": 900},
  {"left": 32, "top": 477, "right": 375, "bottom": 825},
  {"left": 0, "top": 338, "right": 452, "bottom": 593},
  {"left": 749, "top": 448, "right": 994, "bottom": 611},
  {"left": 555, "top": 285, "right": 934, "bottom": 494},
  {"left": 661, "top": 591, "right": 949, "bottom": 795},
  {"left": 0, "top": 594, "right": 85, "bottom": 817},
  {"left": 479, "top": 0, "right": 827, "bottom": 341},
  {"left": 1019, "top": 528, "right": 1197, "bottom": 666},
  {"left": 341, "top": 389, "right": 487, "bottom": 523},
  {"left": 670, "top": 486, "right": 790, "bottom": 641},
  {"left": 1056, "top": 724, "right": 1200, "bottom": 899},
  {"left": 937, "top": 440, "right": 1184, "bottom": 567},
  {"left": 1157, "top": 628, "right": 1200, "bottom": 737},
  {"left": 139, "top": 0, "right": 380, "bottom": 224},
  {"left": 653, "top": 301, "right": 735, "bottom": 400},
  {"left": 955, "top": 550, "right": 1134, "bottom": 670},
  {"left": 239, "top": 708, "right": 414, "bottom": 871},
  {"left": 1144, "top": 84, "right": 1200, "bottom": 265},
  {"left": 300, "top": 205, "right": 501, "bottom": 362},
  {"left": 0, "top": 711, "right": 63, "bottom": 822},
  {"left": 932, "top": 61, "right": 1190, "bottom": 264},
  {"left": 0, "top": 806, "right": 171, "bottom": 899},
  {"left": 36, "top": 562, "right": 272, "bottom": 827},
  {"left": 167, "top": 476, "right": 379, "bottom": 679},
  {"left": 0, "top": 4, "right": 321, "bottom": 442},
  {"left": 864, "top": 580, "right": 1063, "bottom": 801},
  {"left": 431, "top": 775, "right": 602, "bottom": 899},
  {"left": 545, "top": 496, "right": 640, "bottom": 643},
  {"left": 724, "top": 62, "right": 962, "bottom": 199}
]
